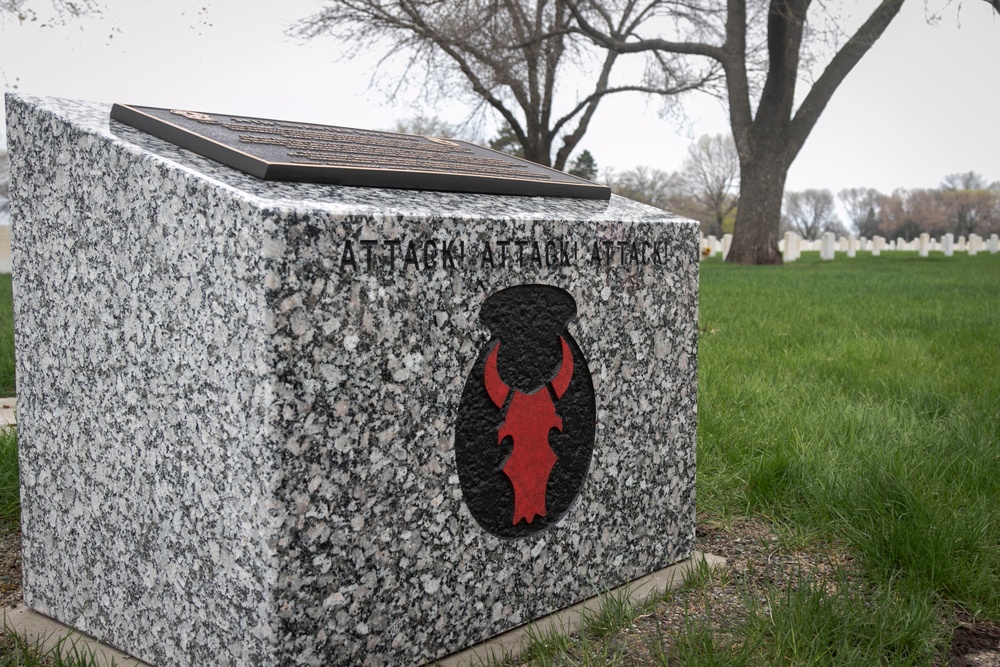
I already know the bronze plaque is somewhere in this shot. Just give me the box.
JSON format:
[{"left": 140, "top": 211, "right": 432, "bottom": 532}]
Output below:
[{"left": 110, "top": 104, "right": 610, "bottom": 200}]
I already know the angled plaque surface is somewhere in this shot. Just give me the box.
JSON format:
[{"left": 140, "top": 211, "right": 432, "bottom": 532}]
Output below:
[{"left": 110, "top": 104, "right": 611, "bottom": 199}]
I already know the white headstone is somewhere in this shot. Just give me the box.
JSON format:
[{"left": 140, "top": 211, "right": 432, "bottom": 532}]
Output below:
[
  {"left": 782, "top": 231, "right": 796, "bottom": 263},
  {"left": 969, "top": 233, "right": 982, "bottom": 256},
  {"left": 872, "top": 236, "right": 884, "bottom": 257},
  {"left": 989, "top": 234, "right": 999, "bottom": 254},
  {"left": 943, "top": 233, "right": 954, "bottom": 257},
  {"left": 847, "top": 236, "right": 858, "bottom": 258},
  {"left": 821, "top": 232, "right": 836, "bottom": 260},
  {"left": 722, "top": 233, "right": 733, "bottom": 260},
  {"left": 919, "top": 233, "right": 930, "bottom": 257}
]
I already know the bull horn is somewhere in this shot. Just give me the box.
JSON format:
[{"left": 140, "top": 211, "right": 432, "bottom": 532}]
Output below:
[
  {"left": 484, "top": 342, "right": 509, "bottom": 408},
  {"left": 550, "top": 336, "right": 574, "bottom": 399}
]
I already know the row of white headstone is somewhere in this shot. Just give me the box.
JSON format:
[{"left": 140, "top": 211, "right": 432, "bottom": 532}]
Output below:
[{"left": 699, "top": 232, "right": 1000, "bottom": 262}]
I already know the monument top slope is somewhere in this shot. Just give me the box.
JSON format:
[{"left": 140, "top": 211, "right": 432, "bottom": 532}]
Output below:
[{"left": 7, "top": 94, "right": 690, "bottom": 225}]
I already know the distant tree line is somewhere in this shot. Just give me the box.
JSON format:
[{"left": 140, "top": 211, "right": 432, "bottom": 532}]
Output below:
[
  {"left": 604, "top": 134, "right": 739, "bottom": 238},
  {"left": 783, "top": 173, "right": 1000, "bottom": 241},
  {"left": 597, "top": 134, "right": 997, "bottom": 243}
]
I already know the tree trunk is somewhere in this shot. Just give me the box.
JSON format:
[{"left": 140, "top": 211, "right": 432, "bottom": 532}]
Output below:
[
  {"left": 522, "top": 140, "right": 553, "bottom": 168},
  {"left": 726, "top": 153, "right": 787, "bottom": 264}
]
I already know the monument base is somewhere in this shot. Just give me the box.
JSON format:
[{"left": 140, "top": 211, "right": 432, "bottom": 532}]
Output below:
[
  {"left": 5, "top": 553, "right": 726, "bottom": 667},
  {"left": 436, "top": 552, "right": 726, "bottom": 666}
]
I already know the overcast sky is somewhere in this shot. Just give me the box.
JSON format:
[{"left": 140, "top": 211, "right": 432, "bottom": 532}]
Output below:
[{"left": 1, "top": 0, "right": 998, "bottom": 196}]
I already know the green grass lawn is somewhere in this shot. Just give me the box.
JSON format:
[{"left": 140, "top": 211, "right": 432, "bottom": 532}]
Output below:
[{"left": 695, "top": 250, "right": 1000, "bottom": 661}]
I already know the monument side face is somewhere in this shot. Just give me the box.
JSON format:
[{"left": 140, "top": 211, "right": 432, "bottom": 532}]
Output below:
[
  {"left": 7, "top": 94, "right": 698, "bottom": 666},
  {"left": 262, "top": 205, "right": 698, "bottom": 665},
  {"left": 7, "top": 94, "right": 281, "bottom": 666}
]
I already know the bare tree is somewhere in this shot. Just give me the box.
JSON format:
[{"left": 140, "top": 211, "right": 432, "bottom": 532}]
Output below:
[
  {"left": 908, "top": 188, "right": 949, "bottom": 236},
  {"left": 677, "top": 134, "right": 739, "bottom": 237},
  {"left": 839, "top": 187, "right": 882, "bottom": 237},
  {"left": 294, "top": 0, "right": 715, "bottom": 169},
  {"left": 987, "top": 183, "right": 1000, "bottom": 236},
  {"left": 0, "top": 0, "right": 98, "bottom": 21},
  {"left": 566, "top": 0, "right": 1000, "bottom": 264},
  {"left": 939, "top": 171, "right": 998, "bottom": 237},
  {"left": 942, "top": 171, "right": 989, "bottom": 192},
  {"left": 940, "top": 190, "right": 998, "bottom": 238},
  {"left": 876, "top": 188, "right": 946, "bottom": 240},
  {"left": 876, "top": 190, "right": 911, "bottom": 239},
  {"left": 783, "top": 189, "right": 838, "bottom": 240},
  {"left": 604, "top": 166, "right": 681, "bottom": 210},
  {"left": 390, "top": 115, "right": 478, "bottom": 142}
]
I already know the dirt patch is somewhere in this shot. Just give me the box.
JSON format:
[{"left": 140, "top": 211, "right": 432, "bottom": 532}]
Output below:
[
  {"left": 947, "top": 624, "right": 1000, "bottom": 667},
  {"left": 562, "top": 517, "right": 1000, "bottom": 667},
  {"left": 612, "top": 516, "right": 861, "bottom": 662},
  {"left": 0, "top": 524, "right": 20, "bottom": 609}
]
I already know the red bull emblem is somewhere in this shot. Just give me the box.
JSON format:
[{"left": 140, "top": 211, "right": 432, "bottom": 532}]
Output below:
[
  {"left": 484, "top": 336, "right": 573, "bottom": 524},
  {"left": 455, "top": 285, "right": 596, "bottom": 538}
]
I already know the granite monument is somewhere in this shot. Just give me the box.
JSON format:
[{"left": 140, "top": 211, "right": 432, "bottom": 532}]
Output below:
[{"left": 6, "top": 94, "right": 698, "bottom": 666}]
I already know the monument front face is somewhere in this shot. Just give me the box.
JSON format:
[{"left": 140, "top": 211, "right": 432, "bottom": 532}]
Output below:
[{"left": 6, "top": 94, "right": 698, "bottom": 666}]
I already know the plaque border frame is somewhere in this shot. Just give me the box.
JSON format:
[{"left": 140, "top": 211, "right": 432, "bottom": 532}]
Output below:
[{"left": 110, "top": 103, "right": 612, "bottom": 200}]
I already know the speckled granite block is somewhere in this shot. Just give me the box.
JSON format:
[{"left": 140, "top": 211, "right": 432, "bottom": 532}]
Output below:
[{"left": 6, "top": 94, "right": 698, "bottom": 667}]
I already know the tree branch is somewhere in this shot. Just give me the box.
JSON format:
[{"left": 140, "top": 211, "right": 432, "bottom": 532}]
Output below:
[
  {"left": 564, "top": 0, "right": 726, "bottom": 59},
  {"left": 722, "top": 0, "right": 753, "bottom": 152},
  {"left": 295, "top": 0, "right": 726, "bottom": 168},
  {"left": 785, "top": 0, "right": 905, "bottom": 162},
  {"left": 551, "top": 43, "right": 620, "bottom": 168}
]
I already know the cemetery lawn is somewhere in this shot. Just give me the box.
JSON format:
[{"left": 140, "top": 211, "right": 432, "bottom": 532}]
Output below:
[
  {"left": 700, "top": 251, "right": 1000, "bottom": 604},
  {"left": 691, "top": 251, "right": 1000, "bottom": 664}
]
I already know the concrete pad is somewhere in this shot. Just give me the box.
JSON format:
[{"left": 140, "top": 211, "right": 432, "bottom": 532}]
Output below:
[
  {"left": 2, "top": 552, "right": 724, "bottom": 667},
  {"left": 432, "top": 551, "right": 726, "bottom": 666},
  {"left": 0, "top": 396, "right": 14, "bottom": 427},
  {"left": 3, "top": 604, "right": 150, "bottom": 666}
]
